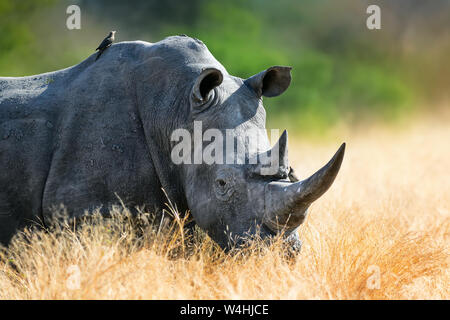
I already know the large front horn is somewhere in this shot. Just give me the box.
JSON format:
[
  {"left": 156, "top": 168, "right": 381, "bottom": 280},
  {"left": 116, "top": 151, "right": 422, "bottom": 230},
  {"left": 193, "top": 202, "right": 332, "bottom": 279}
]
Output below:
[{"left": 263, "top": 143, "right": 346, "bottom": 232}]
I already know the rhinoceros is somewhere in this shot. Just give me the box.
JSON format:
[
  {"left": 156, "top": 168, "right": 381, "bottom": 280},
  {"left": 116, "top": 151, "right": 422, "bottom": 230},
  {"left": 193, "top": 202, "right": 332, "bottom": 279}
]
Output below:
[{"left": 0, "top": 35, "right": 345, "bottom": 251}]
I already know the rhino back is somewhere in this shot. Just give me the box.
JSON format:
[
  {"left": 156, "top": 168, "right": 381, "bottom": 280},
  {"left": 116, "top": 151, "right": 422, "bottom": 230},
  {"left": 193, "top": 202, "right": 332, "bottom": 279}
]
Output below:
[
  {"left": 0, "top": 74, "right": 58, "bottom": 243},
  {"left": 0, "top": 42, "right": 164, "bottom": 243}
]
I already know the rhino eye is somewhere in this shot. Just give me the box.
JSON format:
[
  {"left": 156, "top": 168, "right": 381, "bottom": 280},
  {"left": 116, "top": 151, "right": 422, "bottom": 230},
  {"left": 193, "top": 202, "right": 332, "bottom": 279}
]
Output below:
[
  {"left": 216, "top": 179, "right": 226, "bottom": 187},
  {"left": 214, "top": 178, "right": 233, "bottom": 201},
  {"left": 214, "top": 170, "right": 236, "bottom": 201}
]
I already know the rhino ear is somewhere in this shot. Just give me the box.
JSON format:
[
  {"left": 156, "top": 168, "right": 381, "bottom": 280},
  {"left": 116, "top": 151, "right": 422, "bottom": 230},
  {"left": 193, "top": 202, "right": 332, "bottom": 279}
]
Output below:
[
  {"left": 191, "top": 68, "right": 223, "bottom": 108},
  {"left": 245, "top": 66, "right": 292, "bottom": 98}
]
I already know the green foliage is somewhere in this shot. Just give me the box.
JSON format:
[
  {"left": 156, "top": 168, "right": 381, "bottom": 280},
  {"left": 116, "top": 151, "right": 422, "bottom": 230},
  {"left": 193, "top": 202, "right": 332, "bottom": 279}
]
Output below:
[
  {"left": 0, "top": 0, "right": 58, "bottom": 75},
  {"left": 0, "top": 0, "right": 446, "bottom": 133},
  {"left": 161, "top": 0, "right": 417, "bottom": 133}
]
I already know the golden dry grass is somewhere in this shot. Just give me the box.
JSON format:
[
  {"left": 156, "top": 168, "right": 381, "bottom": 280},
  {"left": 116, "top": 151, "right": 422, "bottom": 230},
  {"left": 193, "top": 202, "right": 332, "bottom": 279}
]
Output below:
[{"left": 0, "top": 116, "right": 449, "bottom": 299}]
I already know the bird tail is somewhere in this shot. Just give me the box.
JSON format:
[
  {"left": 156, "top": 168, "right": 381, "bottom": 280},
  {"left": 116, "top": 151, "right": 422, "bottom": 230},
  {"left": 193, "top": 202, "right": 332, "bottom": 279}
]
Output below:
[{"left": 95, "top": 50, "right": 103, "bottom": 61}]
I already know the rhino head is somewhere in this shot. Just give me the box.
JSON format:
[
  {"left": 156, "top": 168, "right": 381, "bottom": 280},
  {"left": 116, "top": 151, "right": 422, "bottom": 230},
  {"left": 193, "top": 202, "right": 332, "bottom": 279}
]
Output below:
[
  {"left": 134, "top": 37, "right": 345, "bottom": 252},
  {"left": 171, "top": 65, "right": 345, "bottom": 252}
]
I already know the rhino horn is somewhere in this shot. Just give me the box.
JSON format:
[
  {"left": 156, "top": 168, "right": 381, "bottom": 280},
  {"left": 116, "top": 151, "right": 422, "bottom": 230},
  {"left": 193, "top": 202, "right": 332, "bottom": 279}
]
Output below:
[
  {"left": 255, "top": 130, "right": 289, "bottom": 178},
  {"left": 263, "top": 143, "right": 346, "bottom": 232}
]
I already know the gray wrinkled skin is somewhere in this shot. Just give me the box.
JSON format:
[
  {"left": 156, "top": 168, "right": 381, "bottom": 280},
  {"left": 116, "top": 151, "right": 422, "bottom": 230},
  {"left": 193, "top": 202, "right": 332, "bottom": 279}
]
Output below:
[{"left": 0, "top": 36, "right": 344, "bottom": 251}]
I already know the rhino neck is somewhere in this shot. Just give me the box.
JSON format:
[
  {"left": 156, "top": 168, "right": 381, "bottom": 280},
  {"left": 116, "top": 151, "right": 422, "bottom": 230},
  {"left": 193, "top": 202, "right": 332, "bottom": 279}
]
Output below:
[
  {"left": 132, "top": 72, "right": 190, "bottom": 217},
  {"left": 142, "top": 132, "right": 189, "bottom": 215},
  {"left": 133, "top": 96, "right": 191, "bottom": 216}
]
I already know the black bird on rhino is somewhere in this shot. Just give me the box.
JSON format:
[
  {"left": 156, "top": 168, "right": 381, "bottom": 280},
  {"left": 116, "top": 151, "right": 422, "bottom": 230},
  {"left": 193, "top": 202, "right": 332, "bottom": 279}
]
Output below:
[{"left": 95, "top": 31, "right": 116, "bottom": 61}]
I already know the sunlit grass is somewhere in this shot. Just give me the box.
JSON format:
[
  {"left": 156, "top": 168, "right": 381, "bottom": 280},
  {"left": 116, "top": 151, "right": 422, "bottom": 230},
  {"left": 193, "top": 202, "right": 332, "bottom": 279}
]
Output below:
[{"left": 0, "top": 116, "right": 448, "bottom": 299}]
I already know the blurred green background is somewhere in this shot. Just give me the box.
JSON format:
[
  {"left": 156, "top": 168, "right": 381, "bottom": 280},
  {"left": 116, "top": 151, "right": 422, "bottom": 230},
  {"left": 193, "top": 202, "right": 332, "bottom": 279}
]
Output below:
[{"left": 1, "top": 0, "right": 449, "bottom": 134}]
